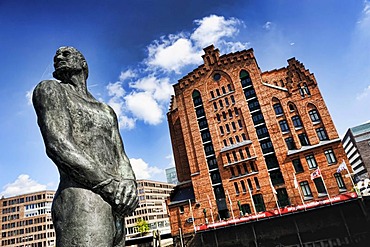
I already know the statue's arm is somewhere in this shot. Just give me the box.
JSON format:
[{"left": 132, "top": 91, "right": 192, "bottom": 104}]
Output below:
[
  {"left": 32, "top": 81, "right": 121, "bottom": 205},
  {"left": 108, "top": 107, "right": 139, "bottom": 215}
]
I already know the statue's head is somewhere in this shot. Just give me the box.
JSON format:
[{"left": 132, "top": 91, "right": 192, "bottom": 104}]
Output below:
[{"left": 53, "top": 46, "right": 89, "bottom": 81}]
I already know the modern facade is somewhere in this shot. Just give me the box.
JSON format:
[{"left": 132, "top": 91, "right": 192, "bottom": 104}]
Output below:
[
  {"left": 0, "top": 191, "right": 55, "bottom": 247},
  {"left": 125, "top": 180, "right": 175, "bottom": 239},
  {"left": 342, "top": 122, "right": 370, "bottom": 180},
  {"left": 165, "top": 167, "right": 178, "bottom": 185},
  {"left": 167, "top": 45, "right": 354, "bottom": 238}
]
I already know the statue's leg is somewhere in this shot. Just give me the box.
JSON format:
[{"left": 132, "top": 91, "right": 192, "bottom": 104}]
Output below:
[
  {"left": 113, "top": 216, "right": 126, "bottom": 247},
  {"left": 52, "top": 187, "right": 115, "bottom": 247}
]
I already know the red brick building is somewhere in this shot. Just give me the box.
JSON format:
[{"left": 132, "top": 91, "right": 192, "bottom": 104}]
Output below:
[{"left": 167, "top": 45, "right": 353, "bottom": 239}]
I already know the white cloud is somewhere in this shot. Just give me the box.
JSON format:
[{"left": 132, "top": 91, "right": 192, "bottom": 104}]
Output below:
[
  {"left": 125, "top": 92, "right": 163, "bottom": 125},
  {"left": 146, "top": 36, "right": 202, "bottom": 73},
  {"left": 356, "top": 85, "right": 370, "bottom": 100},
  {"left": 191, "top": 15, "right": 242, "bottom": 48},
  {"left": 119, "top": 69, "right": 137, "bottom": 82},
  {"left": 0, "top": 174, "right": 47, "bottom": 198},
  {"left": 130, "top": 158, "right": 163, "bottom": 180},
  {"left": 129, "top": 76, "right": 174, "bottom": 102},
  {"left": 106, "top": 14, "right": 246, "bottom": 129}
]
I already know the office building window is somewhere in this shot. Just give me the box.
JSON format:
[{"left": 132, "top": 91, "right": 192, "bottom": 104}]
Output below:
[
  {"left": 316, "top": 127, "right": 328, "bottom": 141},
  {"left": 219, "top": 126, "right": 224, "bottom": 135},
  {"left": 247, "top": 179, "right": 253, "bottom": 190},
  {"left": 231, "top": 95, "right": 235, "bottom": 104},
  {"left": 305, "top": 154, "right": 317, "bottom": 169},
  {"left": 235, "top": 135, "right": 240, "bottom": 143},
  {"left": 219, "top": 100, "right": 223, "bottom": 108},
  {"left": 238, "top": 119, "right": 243, "bottom": 129},
  {"left": 324, "top": 149, "right": 337, "bottom": 164},
  {"left": 254, "top": 177, "right": 260, "bottom": 190},
  {"left": 210, "top": 91, "right": 215, "bottom": 98},
  {"left": 292, "top": 158, "right": 304, "bottom": 173}
]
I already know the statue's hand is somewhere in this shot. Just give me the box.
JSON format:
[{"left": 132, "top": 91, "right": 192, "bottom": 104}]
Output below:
[
  {"left": 93, "top": 178, "right": 138, "bottom": 216},
  {"left": 112, "top": 179, "right": 139, "bottom": 216}
]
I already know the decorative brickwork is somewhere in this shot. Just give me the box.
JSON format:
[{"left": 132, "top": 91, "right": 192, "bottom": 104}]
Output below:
[{"left": 167, "top": 45, "right": 353, "bottom": 238}]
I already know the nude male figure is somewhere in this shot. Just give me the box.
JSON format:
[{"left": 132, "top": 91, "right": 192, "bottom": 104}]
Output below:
[{"left": 33, "top": 47, "right": 138, "bottom": 246}]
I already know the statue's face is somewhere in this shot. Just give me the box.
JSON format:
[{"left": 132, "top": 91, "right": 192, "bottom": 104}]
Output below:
[{"left": 54, "top": 47, "right": 83, "bottom": 72}]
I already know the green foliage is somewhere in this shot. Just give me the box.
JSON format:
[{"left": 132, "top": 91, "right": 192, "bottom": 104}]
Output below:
[{"left": 136, "top": 218, "right": 150, "bottom": 236}]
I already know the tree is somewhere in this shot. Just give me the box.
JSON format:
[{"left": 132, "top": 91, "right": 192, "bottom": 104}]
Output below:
[{"left": 136, "top": 218, "right": 149, "bottom": 236}]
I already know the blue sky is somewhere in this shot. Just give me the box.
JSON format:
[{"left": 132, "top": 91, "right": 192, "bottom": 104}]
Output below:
[{"left": 1, "top": 0, "right": 370, "bottom": 197}]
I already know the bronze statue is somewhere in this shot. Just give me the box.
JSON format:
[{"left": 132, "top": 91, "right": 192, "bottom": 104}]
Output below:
[{"left": 33, "top": 47, "right": 138, "bottom": 246}]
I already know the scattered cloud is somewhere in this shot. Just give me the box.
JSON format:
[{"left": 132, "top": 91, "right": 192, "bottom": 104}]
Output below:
[
  {"left": 356, "top": 85, "right": 370, "bottom": 100},
  {"left": 130, "top": 158, "right": 163, "bottom": 180},
  {"left": 263, "top": 21, "right": 273, "bottom": 30},
  {"left": 0, "top": 174, "right": 47, "bottom": 198},
  {"left": 106, "top": 14, "right": 248, "bottom": 129}
]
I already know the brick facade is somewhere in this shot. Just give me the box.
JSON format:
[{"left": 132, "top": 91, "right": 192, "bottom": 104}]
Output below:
[{"left": 167, "top": 45, "right": 353, "bottom": 238}]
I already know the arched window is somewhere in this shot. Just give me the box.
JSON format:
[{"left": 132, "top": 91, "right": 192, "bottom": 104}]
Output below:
[
  {"left": 241, "top": 181, "right": 247, "bottom": 193},
  {"left": 240, "top": 70, "right": 252, "bottom": 87},
  {"left": 192, "top": 90, "right": 202, "bottom": 107}
]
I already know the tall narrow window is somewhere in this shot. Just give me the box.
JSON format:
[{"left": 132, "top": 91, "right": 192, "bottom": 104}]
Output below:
[
  {"left": 305, "top": 154, "right": 317, "bottom": 169},
  {"left": 226, "top": 153, "right": 231, "bottom": 163},
  {"left": 316, "top": 128, "right": 328, "bottom": 141},
  {"left": 300, "top": 181, "right": 313, "bottom": 199},
  {"left": 252, "top": 194, "right": 266, "bottom": 212},
  {"left": 235, "top": 135, "right": 240, "bottom": 143},
  {"left": 254, "top": 177, "right": 260, "bottom": 190},
  {"left": 313, "top": 178, "right": 327, "bottom": 195},
  {"left": 229, "top": 137, "right": 234, "bottom": 145},
  {"left": 273, "top": 103, "right": 283, "bottom": 115},
  {"left": 234, "top": 182, "right": 240, "bottom": 195},
  {"left": 247, "top": 179, "right": 253, "bottom": 191},
  {"left": 228, "top": 109, "right": 233, "bottom": 118},
  {"left": 242, "top": 133, "right": 247, "bottom": 141},
  {"left": 236, "top": 166, "right": 242, "bottom": 176},
  {"left": 279, "top": 120, "right": 290, "bottom": 132},
  {"left": 231, "top": 95, "right": 235, "bottom": 104},
  {"left": 231, "top": 122, "right": 236, "bottom": 131},
  {"left": 334, "top": 173, "right": 346, "bottom": 191},
  {"left": 285, "top": 137, "right": 296, "bottom": 150},
  {"left": 242, "top": 163, "right": 249, "bottom": 174},
  {"left": 292, "top": 158, "right": 304, "bottom": 173},
  {"left": 210, "top": 91, "right": 215, "bottom": 98},
  {"left": 221, "top": 86, "right": 226, "bottom": 94},
  {"left": 213, "top": 102, "right": 218, "bottom": 111},
  {"left": 225, "top": 124, "right": 230, "bottom": 133},
  {"left": 216, "top": 89, "right": 220, "bottom": 97},
  {"left": 324, "top": 149, "right": 337, "bottom": 164},
  {"left": 219, "top": 100, "right": 223, "bottom": 108},
  {"left": 227, "top": 84, "right": 232, "bottom": 92},
  {"left": 309, "top": 109, "right": 320, "bottom": 122},
  {"left": 230, "top": 167, "right": 235, "bottom": 177},
  {"left": 225, "top": 98, "right": 229, "bottom": 107},
  {"left": 239, "top": 150, "right": 244, "bottom": 160},
  {"left": 240, "top": 181, "right": 247, "bottom": 193},
  {"left": 219, "top": 126, "right": 224, "bottom": 135},
  {"left": 298, "top": 133, "right": 310, "bottom": 146},
  {"left": 292, "top": 115, "right": 302, "bottom": 128},
  {"left": 238, "top": 119, "right": 243, "bottom": 129},
  {"left": 234, "top": 107, "right": 239, "bottom": 116},
  {"left": 232, "top": 151, "right": 238, "bottom": 161},
  {"left": 216, "top": 114, "right": 221, "bottom": 122},
  {"left": 222, "top": 112, "right": 227, "bottom": 120}
]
